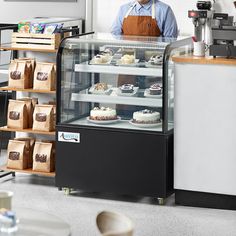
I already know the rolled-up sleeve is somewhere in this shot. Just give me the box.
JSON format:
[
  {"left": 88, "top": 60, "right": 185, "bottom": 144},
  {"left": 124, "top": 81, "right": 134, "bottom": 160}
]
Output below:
[
  {"left": 111, "top": 7, "right": 124, "bottom": 35},
  {"left": 162, "top": 7, "right": 178, "bottom": 38}
]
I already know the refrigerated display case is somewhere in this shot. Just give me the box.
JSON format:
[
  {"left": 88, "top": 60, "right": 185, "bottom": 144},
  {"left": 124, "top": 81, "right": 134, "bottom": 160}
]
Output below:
[{"left": 56, "top": 33, "right": 192, "bottom": 200}]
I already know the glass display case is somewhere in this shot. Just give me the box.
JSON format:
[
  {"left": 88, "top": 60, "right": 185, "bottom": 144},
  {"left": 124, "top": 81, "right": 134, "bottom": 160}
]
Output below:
[{"left": 56, "top": 33, "right": 193, "bottom": 200}]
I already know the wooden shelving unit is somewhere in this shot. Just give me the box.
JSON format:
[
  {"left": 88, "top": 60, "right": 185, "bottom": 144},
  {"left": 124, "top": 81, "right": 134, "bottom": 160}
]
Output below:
[
  {"left": 1, "top": 166, "right": 55, "bottom": 177},
  {"left": 0, "top": 86, "right": 56, "bottom": 94},
  {"left": 0, "top": 33, "right": 57, "bottom": 179},
  {"left": 0, "top": 126, "right": 55, "bottom": 136}
]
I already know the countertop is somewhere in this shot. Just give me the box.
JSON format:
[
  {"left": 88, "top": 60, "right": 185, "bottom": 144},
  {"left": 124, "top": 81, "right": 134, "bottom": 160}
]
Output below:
[{"left": 172, "top": 54, "right": 236, "bottom": 66}]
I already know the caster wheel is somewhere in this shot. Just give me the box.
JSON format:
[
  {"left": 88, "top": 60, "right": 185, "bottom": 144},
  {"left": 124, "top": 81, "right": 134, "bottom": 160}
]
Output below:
[
  {"left": 157, "top": 198, "right": 165, "bottom": 205},
  {"left": 58, "top": 187, "right": 63, "bottom": 191},
  {"left": 12, "top": 172, "right": 15, "bottom": 177},
  {"left": 63, "top": 188, "right": 73, "bottom": 195}
]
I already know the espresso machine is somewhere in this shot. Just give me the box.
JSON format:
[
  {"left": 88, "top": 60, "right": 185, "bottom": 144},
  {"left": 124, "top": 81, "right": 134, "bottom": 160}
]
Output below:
[
  {"left": 188, "top": 1, "right": 215, "bottom": 45},
  {"left": 209, "top": 13, "right": 236, "bottom": 57}
]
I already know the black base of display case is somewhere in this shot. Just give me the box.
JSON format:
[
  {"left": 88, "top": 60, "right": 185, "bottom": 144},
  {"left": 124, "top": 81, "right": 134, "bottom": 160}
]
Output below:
[
  {"left": 175, "top": 190, "right": 236, "bottom": 211},
  {"left": 56, "top": 125, "right": 174, "bottom": 198}
]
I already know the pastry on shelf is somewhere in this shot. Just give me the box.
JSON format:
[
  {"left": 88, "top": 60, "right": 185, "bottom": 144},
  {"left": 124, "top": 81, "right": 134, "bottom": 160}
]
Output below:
[
  {"left": 149, "top": 83, "right": 162, "bottom": 95},
  {"left": 119, "top": 84, "right": 134, "bottom": 93},
  {"left": 120, "top": 54, "right": 135, "bottom": 64},
  {"left": 94, "top": 83, "right": 108, "bottom": 92},
  {"left": 132, "top": 109, "right": 161, "bottom": 124},
  {"left": 148, "top": 55, "right": 163, "bottom": 65},
  {"left": 90, "top": 107, "right": 117, "bottom": 121}
]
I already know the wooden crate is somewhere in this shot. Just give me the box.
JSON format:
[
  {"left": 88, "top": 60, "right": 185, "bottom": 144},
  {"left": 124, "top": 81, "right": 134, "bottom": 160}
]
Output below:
[{"left": 11, "top": 33, "right": 61, "bottom": 50}]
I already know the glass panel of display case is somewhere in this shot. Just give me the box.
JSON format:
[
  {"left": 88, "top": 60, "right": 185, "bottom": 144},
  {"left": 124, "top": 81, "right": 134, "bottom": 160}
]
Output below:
[
  {"left": 57, "top": 33, "right": 192, "bottom": 133},
  {"left": 164, "top": 39, "right": 193, "bottom": 132}
]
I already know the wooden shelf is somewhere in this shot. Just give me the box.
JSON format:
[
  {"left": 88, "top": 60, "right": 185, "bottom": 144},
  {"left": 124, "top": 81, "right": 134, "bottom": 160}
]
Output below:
[
  {"left": 0, "top": 86, "right": 56, "bottom": 94},
  {"left": 0, "top": 126, "right": 55, "bottom": 135},
  {"left": 0, "top": 43, "right": 57, "bottom": 53},
  {"left": 1, "top": 166, "right": 55, "bottom": 177}
]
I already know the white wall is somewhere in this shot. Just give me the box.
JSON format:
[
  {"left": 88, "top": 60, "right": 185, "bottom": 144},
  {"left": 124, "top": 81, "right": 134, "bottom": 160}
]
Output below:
[
  {"left": 93, "top": 0, "right": 236, "bottom": 36},
  {"left": 0, "top": 0, "right": 86, "bottom": 23}
]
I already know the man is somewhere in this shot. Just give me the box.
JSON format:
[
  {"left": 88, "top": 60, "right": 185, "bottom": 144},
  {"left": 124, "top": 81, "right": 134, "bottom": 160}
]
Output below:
[{"left": 111, "top": 0, "right": 178, "bottom": 38}]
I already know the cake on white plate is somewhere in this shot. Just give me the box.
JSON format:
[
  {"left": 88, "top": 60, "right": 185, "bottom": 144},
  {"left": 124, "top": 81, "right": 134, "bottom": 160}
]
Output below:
[
  {"left": 149, "top": 83, "right": 162, "bottom": 95},
  {"left": 90, "top": 107, "right": 117, "bottom": 121},
  {"left": 149, "top": 55, "right": 163, "bottom": 65},
  {"left": 119, "top": 84, "right": 134, "bottom": 93},
  {"left": 120, "top": 54, "right": 135, "bottom": 64},
  {"left": 132, "top": 109, "right": 161, "bottom": 124},
  {"left": 94, "top": 54, "right": 110, "bottom": 64},
  {"left": 94, "top": 83, "right": 108, "bottom": 92}
]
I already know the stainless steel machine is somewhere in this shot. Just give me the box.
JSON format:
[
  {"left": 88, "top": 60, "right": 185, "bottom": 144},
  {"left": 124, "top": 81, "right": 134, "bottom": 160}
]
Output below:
[
  {"left": 209, "top": 13, "right": 236, "bottom": 58},
  {"left": 188, "top": 1, "right": 215, "bottom": 45}
]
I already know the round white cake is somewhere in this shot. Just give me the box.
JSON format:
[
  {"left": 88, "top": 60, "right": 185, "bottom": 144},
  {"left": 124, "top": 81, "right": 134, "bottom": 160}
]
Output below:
[
  {"left": 133, "top": 109, "right": 160, "bottom": 124},
  {"left": 90, "top": 107, "right": 117, "bottom": 120},
  {"left": 121, "top": 55, "right": 135, "bottom": 64}
]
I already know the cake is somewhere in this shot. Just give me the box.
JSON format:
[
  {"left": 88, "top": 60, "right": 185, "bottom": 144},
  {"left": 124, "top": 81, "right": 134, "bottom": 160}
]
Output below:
[
  {"left": 132, "top": 109, "right": 160, "bottom": 124},
  {"left": 94, "top": 83, "right": 108, "bottom": 92},
  {"left": 119, "top": 84, "right": 134, "bottom": 93},
  {"left": 120, "top": 54, "right": 135, "bottom": 64},
  {"left": 149, "top": 55, "right": 163, "bottom": 65},
  {"left": 94, "top": 54, "right": 110, "bottom": 64},
  {"left": 149, "top": 83, "right": 162, "bottom": 95},
  {"left": 90, "top": 107, "right": 117, "bottom": 120}
]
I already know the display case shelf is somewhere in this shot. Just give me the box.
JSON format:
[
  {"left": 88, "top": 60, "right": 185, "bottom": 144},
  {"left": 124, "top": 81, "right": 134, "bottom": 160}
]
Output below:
[
  {"left": 0, "top": 126, "right": 55, "bottom": 136},
  {"left": 1, "top": 166, "right": 55, "bottom": 177},
  {"left": 75, "top": 63, "right": 163, "bottom": 77},
  {"left": 71, "top": 89, "right": 163, "bottom": 107},
  {"left": 0, "top": 86, "right": 56, "bottom": 94},
  {"left": 68, "top": 117, "right": 172, "bottom": 132}
]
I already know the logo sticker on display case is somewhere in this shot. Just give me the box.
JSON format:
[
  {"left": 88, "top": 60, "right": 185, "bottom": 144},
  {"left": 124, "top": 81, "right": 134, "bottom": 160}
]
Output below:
[{"left": 58, "top": 132, "right": 80, "bottom": 143}]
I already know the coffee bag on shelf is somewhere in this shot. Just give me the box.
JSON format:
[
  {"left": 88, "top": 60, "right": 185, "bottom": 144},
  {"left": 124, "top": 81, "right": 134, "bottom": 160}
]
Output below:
[
  {"left": 16, "top": 58, "right": 36, "bottom": 88},
  {"left": 32, "top": 104, "right": 54, "bottom": 132},
  {"left": 7, "top": 99, "right": 28, "bottom": 129},
  {"left": 33, "top": 62, "right": 56, "bottom": 91},
  {"left": 32, "top": 141, "right": 55, "bottom": 172},
  {"left": 8, "top": 60, "right": 32, "bottom": 89},
  {"left": 7, "top": 140, "right": 29, "bottom": 170},
  {"left": 14, "top": 137, "right": 35, "bottom": 168},
  {"left": 43, "top": 101, "right": 56, "bottom": 128},
  {"left": 17, "top": 98, "right": 34, "bottom": 128}
]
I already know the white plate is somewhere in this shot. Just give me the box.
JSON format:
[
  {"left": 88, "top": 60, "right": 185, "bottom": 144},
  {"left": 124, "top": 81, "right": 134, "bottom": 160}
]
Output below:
[
  {"left": 116, "top": 87, "right": 139, "bottom": 97},
  {"left": 89, "top": 56, "right": 112, "bottom": 65},
  {"left": 87, "top": 116, "right": 121, "bottom": 124},
  {"left": 129, "top": 119, "right": 162, "bottom": 128},
  {"left": 116, "top": 59, "right": 139, "bottom": 67},
  {"left": 89, "top": 84, "right": 112, "bottom": 95},
  {"left": 144, "top": 89, "right": 162, "bottom": 98},
  {"left": 145, "top": 62, "right": 162, "bottom": 68}
]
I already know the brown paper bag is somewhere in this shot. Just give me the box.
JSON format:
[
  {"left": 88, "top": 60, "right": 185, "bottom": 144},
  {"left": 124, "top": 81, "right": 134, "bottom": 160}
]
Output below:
[
  {"left": 17, "top": 98, "right": 34, "bottom": 128},
  {"left": 7, "top": 99, "right": 28, "bottom": 129},
  {"left": 33, "top": 104, "right": 54, "bottom": 131},
  {"left": 7, "top": 140, "right": 28, "bottom": 170},
  {"left": 33, "top": 62, "right": 56, "bottom": 91},
  {"left": 16, "top": 58, "right": 36, "bottom": 88},
  {"left": 8, "top": 60, "right": 31, "bottom": 89},
  {"left": 14, "top": 137, "right": 35, "bottom": 168},
  {"left": 43, "top": 101, "right": 56, "bottom": 128},
  {"left": 32, "top": 141, "right": 54, "bottom": 172}
]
